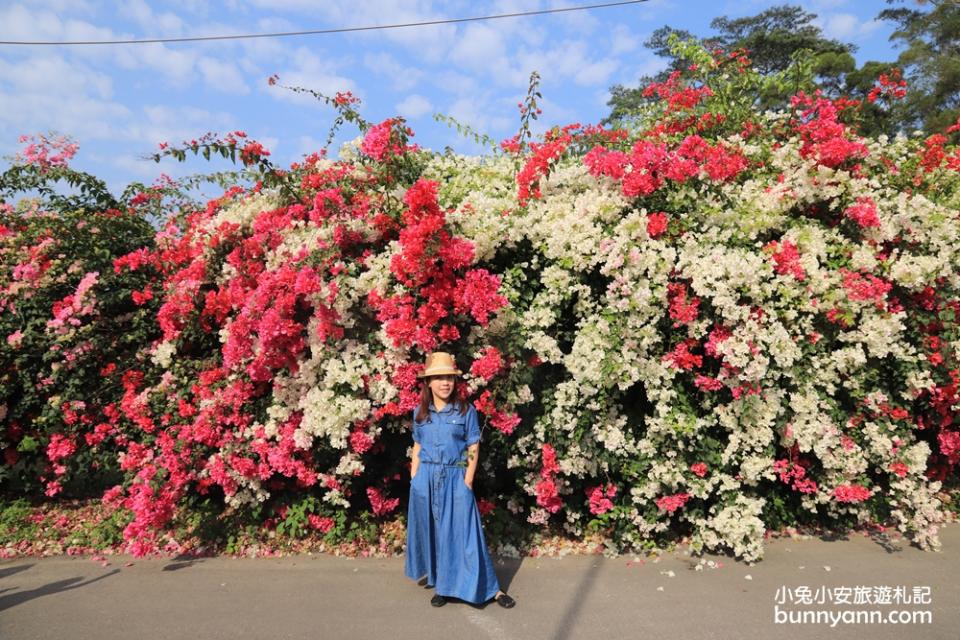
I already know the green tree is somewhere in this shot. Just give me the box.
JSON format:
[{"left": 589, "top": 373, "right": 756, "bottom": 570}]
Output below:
[
  {"left": 879, "top": 0, "right": 960, "bottom": 135},
  {"left": 605, "top": 5, "right": 856, "bottom": 123}
]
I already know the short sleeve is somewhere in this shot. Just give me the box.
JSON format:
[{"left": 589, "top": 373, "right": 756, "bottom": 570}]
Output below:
[
  {"left": 411, "top": 409, "right": 421, "bottom": 444},
  {"left": 465, "top": 405, "right": 481, "bottom": 446}
]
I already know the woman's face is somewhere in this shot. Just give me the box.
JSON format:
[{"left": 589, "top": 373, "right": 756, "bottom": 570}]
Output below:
[{"left": 427, "top": 375, "right": 456, "bottom": 402}]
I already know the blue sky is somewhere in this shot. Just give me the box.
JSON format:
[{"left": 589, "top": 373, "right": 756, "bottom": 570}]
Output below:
[{"left": 0, "top": 0, "right": 903, "bottom": 196}]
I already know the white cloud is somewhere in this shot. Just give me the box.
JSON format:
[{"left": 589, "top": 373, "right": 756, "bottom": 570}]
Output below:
[
  {"left": 116, "top": 42, "right": 198, "bottom": 87},
  {"left": 0, "top": 89, "right": 131, "bottom": 142},
  {"left": 248, "top": 0, "right": 458, "bottom": 61},
  {"left": 530, "top": 95, "right": 577, "bottom": 127},
  {"left": 811, "top": 0, "right": 850, "bottom": 9},
  {"left": 431, "top": 71, "right": 479, "bottom": 95},
  {"left": 267, "top": 47, "right": 358, "bottom": 105},
  {"left": 396, "top": 94, "right": 433, "bottom": 119},
  {"left": 0, "top": 4, "right": 115, "bottom": 43},
  {"left": 594, "top": 88, "right": 614, "bottom": 110},
  {"left": 126, "top": 104, "right": 237, "bottom": 147},
  {"left": 515, "top": 41, "right": 617, "bottom": 88},
  {"left": 27, "top": 0, "right": 96, "bottom": 12},
  {"left": 544, "top": 0, "right": 601, "bottom": 32},
  {"left": 295, "top": 135, "right": 326, "bottom": 157},
  {"left": 104, "top": 152, "right": 170, "bottom": 179},
  {"left": 0, "top": 54, "right": 113, "bottom": 99},
  {"left": 197, "top": 56, "right": 251, "bottom": 94},
  {"left": 119, "top": 0, "right": 185, "bottom": 36},
  {"left": 816, "top": 12, "right": 883, "bottom": 41},
  {"left": 259, "top": 135, "right": 280, "bottom": 154},
  {"left": 0, "top": 4, "right": 265, "bottom": 96},
  {"left": 856, "top": 18, "right": 883, "bottom": 38},
  {"left": 165, "top": 0, "right": 212, "bottom": 15},
  {"left": 573, "top": 57, "right": 619, "bottom": 86},
  {"left": 449, "top": 23, "right": 510, "bottom": 74},
  {"left": 612, "top": 53, "right": 668, "bottom": 88},
  {"left": 363, "top": 52, "right": 423, "bottom": 92},
  {"left": 819, "top": 13, "right": 859, "bottom": 39},
  {"left": 446, "top": 95, "right": 513, "bottom": 138},
  {"left": 610, "top": 24, "right": 640, "bottom": 56}
]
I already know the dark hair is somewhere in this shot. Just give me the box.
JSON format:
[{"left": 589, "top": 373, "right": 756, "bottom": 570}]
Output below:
[{"left": 414, "top": 376, "right": 468, "bottom": 424}]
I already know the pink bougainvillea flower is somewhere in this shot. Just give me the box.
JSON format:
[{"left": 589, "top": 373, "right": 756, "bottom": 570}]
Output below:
[
  {"left": 587, "top": 483, "right": 617, "bottom": 515},
  {"left": 367, "top": 487, "right": 399, "bottom": 517}
]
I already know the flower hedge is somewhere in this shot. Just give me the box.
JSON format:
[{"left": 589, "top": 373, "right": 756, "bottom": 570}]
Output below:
[{"left": 2, "top": 42, "right": 960, "bottom": 561}]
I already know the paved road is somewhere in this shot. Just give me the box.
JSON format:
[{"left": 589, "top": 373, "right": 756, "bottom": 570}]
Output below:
[{"left": 1, "top": 524, "right": 957, "bottom": 640}]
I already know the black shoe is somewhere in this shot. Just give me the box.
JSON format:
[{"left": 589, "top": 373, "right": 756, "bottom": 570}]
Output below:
[
  {"left": 494, "top": 593, "right": 516, "bottom": 608},
  {"left": 431, "top": 594, "right": 447, "bottom": 607}
]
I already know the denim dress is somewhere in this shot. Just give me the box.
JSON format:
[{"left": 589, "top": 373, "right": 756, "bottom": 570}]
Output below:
[{"left": 404, "top": 402, "right": 501, "bottom": 604}]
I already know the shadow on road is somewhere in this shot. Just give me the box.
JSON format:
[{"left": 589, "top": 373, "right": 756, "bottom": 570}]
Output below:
[
  {"left": 547, "top": 557, "right": 604, "bottom": 640},
  {"left": 0, "top": 569, "right": 120, "bottom": 612},
  {"left": 494, "top": 556, "right": 522, "bottom": 595},
  {"left": 0, "top": 564, "right": 33, "bottom": 580},
  {"left": 163, "top": 554, "right": 206, "bottom": 571}
]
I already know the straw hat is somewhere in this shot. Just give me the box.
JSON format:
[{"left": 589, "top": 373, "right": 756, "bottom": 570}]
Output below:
[{"left": 418, "top": 352, "right": 463, "bottom": 378}]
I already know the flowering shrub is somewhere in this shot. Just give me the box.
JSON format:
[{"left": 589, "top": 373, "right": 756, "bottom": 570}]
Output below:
[
  {"left": 3, "top": 41, "right": 960, "bottom": 562},
  {"left": 0, "top": 144, "right": 160, "bottom": 498}
]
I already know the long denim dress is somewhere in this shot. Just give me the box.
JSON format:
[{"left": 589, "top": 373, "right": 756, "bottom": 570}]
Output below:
[{"left": 404, "top": 402, "right": 501, "bottom": 604}]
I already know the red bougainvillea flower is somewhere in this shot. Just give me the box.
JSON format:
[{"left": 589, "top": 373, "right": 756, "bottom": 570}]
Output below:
[
  {"left": 766, "top": 239, "right": 806, "bottom": 281},
  {"left": 477, "top": 497, "right": 496, "bottom": 517},
  {"left": 655, "top": 492, "right": 691, "bottom": 513},
  {"left": 662, "top": 339, "right": 703, "bottom": 371},
  {"left": 694, "top": 375, "right": 724, "bottom": 392},
  {"left": 308, "top": 514, "right": 335, "bottom": 533},
  {"left": 690, "top": 462, "right": 708, "bottom": 478},
  {"left": 844, "top": 197, "right": 881, "bottom": 229},
  {"left": 535, "top": 443, "right": 563, "bottom": 513},
  {"left": 646, "top": 212, "right": 669, "bottom": 238},
  {"left": 470, "top": 346, "right": 504, "bottom": 382},
  {"left": 833, "top": 484, "right": 872, "bottom": 503},
  {"left": 667, "top": 282, "right": 700, "bottom": 327},
  {"left": 516, "top": 129, "right": 573, "bottom": 206},
  {"left": 840, "top": 268, "right": 892, "bottom": 305},
  {"left": 866, "top": 68, "right": 907, "bottom": 105},
  {"left": 790, "top": 91, "right": 868, "bottom": 168}
]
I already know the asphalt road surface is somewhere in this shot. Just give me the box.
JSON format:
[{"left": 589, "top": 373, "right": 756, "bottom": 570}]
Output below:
[{"left": 2, "top": 524, "right": 957, "bottom": 640}]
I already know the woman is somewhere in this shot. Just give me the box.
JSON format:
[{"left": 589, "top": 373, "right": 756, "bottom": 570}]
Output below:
[{"left": 404, "top": 352, "right": 516, "bottom": 608}]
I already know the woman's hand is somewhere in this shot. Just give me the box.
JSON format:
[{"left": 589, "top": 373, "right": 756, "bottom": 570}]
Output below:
[
  {"left": 410, "top": 442, "right": 421, "bottom": 480},
  {"left": 464, "top": 442, "right": 479, "bottom": 491}
]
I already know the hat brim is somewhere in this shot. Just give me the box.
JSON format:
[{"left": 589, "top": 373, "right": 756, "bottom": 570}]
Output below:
[{"left": 417, "top": 369, "right": 463, "bottom": 378}]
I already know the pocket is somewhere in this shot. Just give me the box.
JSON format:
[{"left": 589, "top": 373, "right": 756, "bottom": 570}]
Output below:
[{"left": 449, "top": 418, "right": 467, "bottom": 441}]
